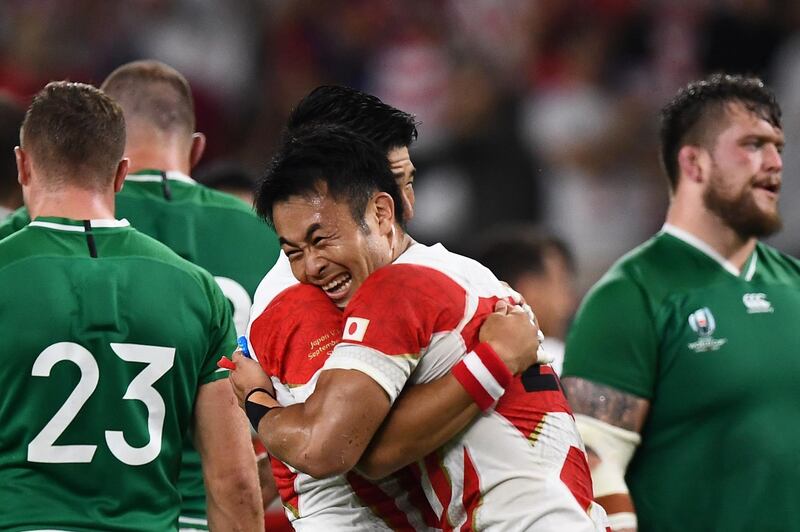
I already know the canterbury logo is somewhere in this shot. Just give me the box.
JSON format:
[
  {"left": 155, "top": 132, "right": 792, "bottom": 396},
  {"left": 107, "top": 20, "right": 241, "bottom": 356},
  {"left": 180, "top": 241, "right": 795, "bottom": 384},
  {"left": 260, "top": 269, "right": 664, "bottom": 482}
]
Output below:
[
  {"left": 742, "top": 293, "right": 773, "bottom": 314},
  {"left": 342, "top": 317, "right": 370, "bottom": 342}
]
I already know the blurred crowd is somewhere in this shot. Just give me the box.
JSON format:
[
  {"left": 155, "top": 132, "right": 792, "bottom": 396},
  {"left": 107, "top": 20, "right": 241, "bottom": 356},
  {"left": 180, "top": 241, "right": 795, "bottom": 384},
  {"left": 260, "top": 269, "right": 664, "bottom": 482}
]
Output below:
[{"left": 2, "top": 0, "right": 800, "bottom": 291}]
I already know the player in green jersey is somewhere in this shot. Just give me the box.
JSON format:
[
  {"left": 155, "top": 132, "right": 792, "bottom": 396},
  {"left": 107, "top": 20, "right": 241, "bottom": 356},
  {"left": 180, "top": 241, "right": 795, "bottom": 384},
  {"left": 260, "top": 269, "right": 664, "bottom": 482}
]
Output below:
[
  {"left": 0, "top": 81, "right": 262, "bottom": 531},
  {"left": 562, "top": 73, "right": 800, "bottom": 531},
  {"left": 0, "top": 61, "right": 281, "bottom": 527}
]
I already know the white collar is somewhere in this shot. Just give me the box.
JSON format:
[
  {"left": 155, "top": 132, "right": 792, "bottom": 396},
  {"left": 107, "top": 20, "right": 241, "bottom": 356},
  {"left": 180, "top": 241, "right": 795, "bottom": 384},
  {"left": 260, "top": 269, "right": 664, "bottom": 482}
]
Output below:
[
  {"left": 125, "top": 170, "right": 196, "bottom": 184},
  {"left": 661, "top": 223, "right": 757, "bottom": 280},
  {"left": 29, "top": 218, "right": 131, "bottom": 232}
]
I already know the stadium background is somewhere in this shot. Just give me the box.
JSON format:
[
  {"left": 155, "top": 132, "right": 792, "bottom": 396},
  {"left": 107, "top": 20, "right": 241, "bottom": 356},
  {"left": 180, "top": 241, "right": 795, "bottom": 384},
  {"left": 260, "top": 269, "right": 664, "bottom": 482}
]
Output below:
[{"left": 3, "top": 0, "right": 800, "bottom": 293}]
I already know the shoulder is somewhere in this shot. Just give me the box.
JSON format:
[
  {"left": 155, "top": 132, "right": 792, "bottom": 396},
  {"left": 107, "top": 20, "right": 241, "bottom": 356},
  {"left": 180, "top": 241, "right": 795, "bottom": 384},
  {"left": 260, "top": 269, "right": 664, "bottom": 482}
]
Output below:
[
  {"left": 353, "top": 261, "right": 467, "bottom": 307},
  {"left": 756, "top": 242, "right": 800, "bottom": 279},
  {"left": 0, "top": 206, "right": 31, "bottom": 240}
]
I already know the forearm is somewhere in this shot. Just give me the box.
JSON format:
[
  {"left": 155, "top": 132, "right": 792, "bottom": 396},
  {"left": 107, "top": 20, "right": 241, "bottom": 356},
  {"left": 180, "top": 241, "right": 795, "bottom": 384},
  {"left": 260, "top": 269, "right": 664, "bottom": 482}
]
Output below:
[
  {"left": 255, "top": 369, "right": 392, "bottom": 479},
  {"left": 195, "top": 381, "right": 264, "bottom": 531},
  {"left": 357, "top": 373, "right": 480, "bottom": 479}
]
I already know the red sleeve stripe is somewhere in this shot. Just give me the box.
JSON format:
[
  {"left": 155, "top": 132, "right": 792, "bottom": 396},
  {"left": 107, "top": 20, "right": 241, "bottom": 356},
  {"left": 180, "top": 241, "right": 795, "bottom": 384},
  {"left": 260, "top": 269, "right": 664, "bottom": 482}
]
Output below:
[{"left": 451, "top": 343, "right": 513, "bottom": 411}]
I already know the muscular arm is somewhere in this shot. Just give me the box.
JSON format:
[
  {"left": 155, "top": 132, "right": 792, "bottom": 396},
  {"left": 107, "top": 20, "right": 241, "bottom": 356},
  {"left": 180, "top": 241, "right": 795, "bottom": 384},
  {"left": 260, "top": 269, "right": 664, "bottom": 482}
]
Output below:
[
  {"left": 358, "top": 303, "right": 540, "bottom": 479},
  {"left": 562, "top": 377, "right": 649, "bottom": 532},
  {"left": 356, "top": 373, "right": 479, "bottom": 479},
  {"left": 194, "top": 380, "right": 264, "bottom": 531}
]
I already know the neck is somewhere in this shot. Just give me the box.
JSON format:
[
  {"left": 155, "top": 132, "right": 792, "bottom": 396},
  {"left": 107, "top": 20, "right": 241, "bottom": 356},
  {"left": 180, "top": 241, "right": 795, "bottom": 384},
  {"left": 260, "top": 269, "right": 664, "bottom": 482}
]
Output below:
[
  {"left": 390, "top": 228, "right": 415, "bottom": 262},
  {"left": 28, "top": 188, "right": 116, "bottom": 220},
  {"left": 665, "top": 197, "right": 757, "bottom": 271},
  {"left": 124, "top": 130, "right": 191, "bottom": 175}
]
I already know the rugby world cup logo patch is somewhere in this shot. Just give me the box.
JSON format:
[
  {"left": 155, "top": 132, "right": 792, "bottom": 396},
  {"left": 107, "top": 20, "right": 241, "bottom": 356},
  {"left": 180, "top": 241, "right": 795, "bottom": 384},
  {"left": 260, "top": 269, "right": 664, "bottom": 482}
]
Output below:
[
  {"left": 687, "top": 307, "right": 727, "bottom": 352},
  {"left": 688, "top": 307, "right": 715, "bottom": 337}
]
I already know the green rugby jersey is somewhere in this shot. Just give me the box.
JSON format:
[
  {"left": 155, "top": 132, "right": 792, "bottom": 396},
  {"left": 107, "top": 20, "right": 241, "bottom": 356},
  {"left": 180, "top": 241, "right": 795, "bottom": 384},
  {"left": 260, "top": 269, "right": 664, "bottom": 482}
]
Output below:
[
  {"left": 0, "top": 170, "right": 281, "bottom": 527},
  {"left": 0, "top": 217, "right": 234, "bottom": 532},
  {"left": 564, "top": 225, "right": 800, "bottom": 531}
]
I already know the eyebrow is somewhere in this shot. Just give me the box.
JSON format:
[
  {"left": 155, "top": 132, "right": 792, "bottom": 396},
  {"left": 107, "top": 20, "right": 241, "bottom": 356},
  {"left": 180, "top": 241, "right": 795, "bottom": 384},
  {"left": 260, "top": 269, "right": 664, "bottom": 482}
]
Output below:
[{"left": 278, "top": 222, "right": 323, "bottom": 247}]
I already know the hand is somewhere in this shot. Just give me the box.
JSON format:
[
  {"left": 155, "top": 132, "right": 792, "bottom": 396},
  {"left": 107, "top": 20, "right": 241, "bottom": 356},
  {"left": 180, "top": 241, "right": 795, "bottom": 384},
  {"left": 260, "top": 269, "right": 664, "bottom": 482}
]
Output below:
[
  {"left": 227, "top": 350, "right": 275, "bottom": 408},
  {"left": 479, "top": 300, "right": 541, "bottom": 375}
]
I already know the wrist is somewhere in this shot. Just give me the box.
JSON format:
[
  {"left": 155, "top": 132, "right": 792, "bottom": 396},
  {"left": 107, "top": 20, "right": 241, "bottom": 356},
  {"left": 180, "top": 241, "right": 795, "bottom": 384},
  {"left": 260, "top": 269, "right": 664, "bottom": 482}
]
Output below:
[
  {"left": 245, "top": 387, "right": 280, "bottom": 431},
  {"left": 451, "top": 342, "right": 513, "bottom": 411}
]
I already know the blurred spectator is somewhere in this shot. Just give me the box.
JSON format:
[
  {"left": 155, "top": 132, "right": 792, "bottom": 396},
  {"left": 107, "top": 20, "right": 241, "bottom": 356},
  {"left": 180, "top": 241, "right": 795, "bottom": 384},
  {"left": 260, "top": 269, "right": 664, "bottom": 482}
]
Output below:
[
  {"left": 0, "top": 94, "right": 24, "bottom": 220},
  {"left": 196, "top": 161, "right": 257, "bottom": 206},
  {"left": 472, "top": 225, "right": 577, "bottom": 374}
]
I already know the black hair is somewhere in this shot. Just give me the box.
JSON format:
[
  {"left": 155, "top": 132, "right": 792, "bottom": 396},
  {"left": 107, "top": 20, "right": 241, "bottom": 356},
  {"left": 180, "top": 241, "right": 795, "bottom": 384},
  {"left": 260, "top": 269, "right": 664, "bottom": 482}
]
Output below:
[
  {"left": 472, "top": 225, "right": 574, "bottom": 286},
  {"left": 660, "top": 73, "right": 781, "bottom": 190},
  {"left": 255, "top": 124, "right": 405, "bottom": 228},
  {"left": 287, "top": 85, "right": 418, "bottom": 152}
]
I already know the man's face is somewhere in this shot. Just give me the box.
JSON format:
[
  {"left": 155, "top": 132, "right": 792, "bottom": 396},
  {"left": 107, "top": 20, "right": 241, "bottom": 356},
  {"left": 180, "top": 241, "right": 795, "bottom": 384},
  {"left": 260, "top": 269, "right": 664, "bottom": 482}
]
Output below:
[
  {"left": 516, "top": 249, "right": 576, "bottom": 340},
  {"left": 388, "top": 146, "right": 416, "bottom": 220},
  {"left": 703, "top": 103, "right": 784, "bottom": 238},
  {"left": 274, "top": 182, "right": 394, "bottom": 307}
]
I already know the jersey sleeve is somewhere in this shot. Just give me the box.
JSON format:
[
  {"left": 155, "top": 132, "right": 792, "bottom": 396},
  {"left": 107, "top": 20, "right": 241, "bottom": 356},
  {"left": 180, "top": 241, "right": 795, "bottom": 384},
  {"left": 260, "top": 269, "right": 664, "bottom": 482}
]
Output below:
[
  {"left": 200, "top": 272, "right": 237, "bottom": 385},
  {"left": 562, "top": 272, "right": 658, "bottom": 399},
  {"left": 249, "top": 283, "right": 342, "bottom": 384},
  {"left": 0, "top": 207, "right": 31, "bottom": 241},
  {"left": 323, "top": 263, "right": 466, "bottom": 403}
]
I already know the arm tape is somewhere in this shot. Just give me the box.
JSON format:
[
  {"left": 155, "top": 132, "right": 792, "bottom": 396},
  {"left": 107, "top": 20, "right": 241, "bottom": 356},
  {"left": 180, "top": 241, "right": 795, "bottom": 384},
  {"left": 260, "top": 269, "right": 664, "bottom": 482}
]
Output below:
[{"left": 574, "top": 413, "right": 641, "bottom": 499}]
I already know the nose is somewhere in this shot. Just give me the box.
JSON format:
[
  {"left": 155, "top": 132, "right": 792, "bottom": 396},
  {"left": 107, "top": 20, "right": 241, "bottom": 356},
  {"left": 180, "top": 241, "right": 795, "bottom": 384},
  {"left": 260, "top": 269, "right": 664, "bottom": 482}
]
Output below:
[
  {"left": 303, "top": 249, "right": 327, "bottom": 280},
  {"left": 764, "top": 143, "right": 783, "bottom": 173}
]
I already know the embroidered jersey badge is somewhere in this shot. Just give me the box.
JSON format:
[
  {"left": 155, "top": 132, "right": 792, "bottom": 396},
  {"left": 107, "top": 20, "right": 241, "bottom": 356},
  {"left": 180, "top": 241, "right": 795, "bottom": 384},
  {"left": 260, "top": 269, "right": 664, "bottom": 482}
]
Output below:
[
  {"left": 742, "top": 293, "right": 774, "bottom": 314},
  {"left": 342, "top": 317, "right": 370, "bottom": 342},
  {"left": 687, "top": 307, "right": 727, "bottom": 352}
]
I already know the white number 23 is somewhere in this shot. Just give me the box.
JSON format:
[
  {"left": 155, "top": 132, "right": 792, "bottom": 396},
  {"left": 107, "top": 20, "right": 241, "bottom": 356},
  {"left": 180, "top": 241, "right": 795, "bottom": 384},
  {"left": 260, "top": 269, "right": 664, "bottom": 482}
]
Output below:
[{"left": 27, "top": 342, "right": 175, "bottom": 466}]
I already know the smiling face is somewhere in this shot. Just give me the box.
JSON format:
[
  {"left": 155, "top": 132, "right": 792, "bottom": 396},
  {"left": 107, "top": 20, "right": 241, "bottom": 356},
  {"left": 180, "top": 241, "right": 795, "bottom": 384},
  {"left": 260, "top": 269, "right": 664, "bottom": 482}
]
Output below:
[
  {"left": 703, "top": 102, "right": 784, "bottom": 238},
  {"left": 274, "top": 182, "right": 395, "bottom": 307}
]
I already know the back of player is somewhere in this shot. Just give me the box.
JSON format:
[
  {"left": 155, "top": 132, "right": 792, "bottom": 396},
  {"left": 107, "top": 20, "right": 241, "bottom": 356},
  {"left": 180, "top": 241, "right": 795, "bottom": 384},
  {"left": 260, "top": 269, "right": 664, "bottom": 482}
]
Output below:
[
  {"left": 332, "top": 242, "right": 608, "bottom": 531},
  {"left": 0, "top": 218, "right": 233, "bottom": 531}
]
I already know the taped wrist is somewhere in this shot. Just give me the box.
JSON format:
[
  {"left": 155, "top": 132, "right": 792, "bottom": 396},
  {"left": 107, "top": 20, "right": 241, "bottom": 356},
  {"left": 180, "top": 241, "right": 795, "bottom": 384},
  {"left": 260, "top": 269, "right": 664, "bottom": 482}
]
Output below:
[
  {"left": 451, "top": 342, "right": 513, "bottom": 411},
  {"left": 245, "top": 387, "right": 276, "bottom": 431},
  {"left": 574, "top": 413, "right": 641, "bottom": 498}
]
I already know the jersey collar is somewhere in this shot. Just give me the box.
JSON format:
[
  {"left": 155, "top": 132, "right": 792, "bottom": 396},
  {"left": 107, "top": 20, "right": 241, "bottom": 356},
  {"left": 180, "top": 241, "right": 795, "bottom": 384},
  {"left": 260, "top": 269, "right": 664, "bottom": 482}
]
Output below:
[
  {"left": 661, "top": 223, "right": 757, "bottom": 281},
  {"left": 126, "top": 169, "right": 196, "bottom": 184},
  {"left": 29, "top": 216, "right": 131, "bottom": 233}
]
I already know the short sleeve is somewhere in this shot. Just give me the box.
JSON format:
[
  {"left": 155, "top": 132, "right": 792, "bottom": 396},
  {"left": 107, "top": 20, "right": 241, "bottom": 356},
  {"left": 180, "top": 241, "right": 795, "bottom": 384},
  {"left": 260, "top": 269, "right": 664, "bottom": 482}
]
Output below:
[
  {"left": 324, "top": 263, "right": 465, "bottom": 403},
  {"left": 563, "top": 273, "right": 658, "bottom": 399},
  {"left": 200, "top": 273, "right": 237, "bottom": 385}
]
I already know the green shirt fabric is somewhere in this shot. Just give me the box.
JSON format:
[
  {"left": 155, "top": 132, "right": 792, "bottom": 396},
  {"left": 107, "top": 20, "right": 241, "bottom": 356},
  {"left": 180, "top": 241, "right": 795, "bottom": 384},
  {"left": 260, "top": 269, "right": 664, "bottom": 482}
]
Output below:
[
  {"left": 0, "top": 171, "right": 281, "bottom": 526},
  {"left": 564, "top": 225, "right": 800, "bottom": 531},
  {"left": 0, "top": 217, "right": 235, "bottom": 531}
]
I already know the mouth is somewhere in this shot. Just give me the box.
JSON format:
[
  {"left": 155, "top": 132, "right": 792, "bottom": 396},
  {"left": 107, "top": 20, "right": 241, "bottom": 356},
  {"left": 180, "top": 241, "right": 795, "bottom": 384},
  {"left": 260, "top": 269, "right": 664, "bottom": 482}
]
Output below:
[
  {"left": 320, "top": 272, "right": 353, "bottom": 302},
  {"left": 753, "top": 180, "right": 781, "bottom": 198}
]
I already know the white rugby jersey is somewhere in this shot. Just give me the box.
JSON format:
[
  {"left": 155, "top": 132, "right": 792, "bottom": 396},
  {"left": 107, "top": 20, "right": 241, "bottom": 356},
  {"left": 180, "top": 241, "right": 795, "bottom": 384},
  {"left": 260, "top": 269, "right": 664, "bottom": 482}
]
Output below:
[
  {"left": 325, "top": 243, "right": 610, "bottom": 531},
  {"left": 248, "top": 270, "right": 438, "bottom": 530}
]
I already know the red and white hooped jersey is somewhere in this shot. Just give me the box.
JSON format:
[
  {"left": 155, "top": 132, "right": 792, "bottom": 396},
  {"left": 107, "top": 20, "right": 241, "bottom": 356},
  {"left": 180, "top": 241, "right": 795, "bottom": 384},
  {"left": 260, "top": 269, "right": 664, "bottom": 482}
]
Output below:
[
  {"left": 249, "top": 281, "right": 439, "bottom": 531},
  {"left": 324, "top": 243, "right": 610, "bottom": 531}
]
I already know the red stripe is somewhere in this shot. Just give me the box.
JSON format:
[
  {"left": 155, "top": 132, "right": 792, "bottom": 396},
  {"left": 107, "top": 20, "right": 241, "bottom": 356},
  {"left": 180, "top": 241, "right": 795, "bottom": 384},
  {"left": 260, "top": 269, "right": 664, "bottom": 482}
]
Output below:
[
  {"left": 461, "top": 448, "right": 483, "bottom": 532},
  {"left": 472, "top": 342, "right": 512, "bottom": 388},
  {"left": 394, "top": 464, "right": 441, "bottom": 529},
  {"left": 270, "top": 457, "right": 300, "bottom": 518},
  {"left": 424, "top": 452, "right": 454, "bottom": 531},
  {"left": 346, "top": 471, "right": 416, "bottom": 531},
  {"left": 451, "top": 359, "right": 495, "bottom": 411},
  {"left": 560, "top": 445, "right": 594, "bottom": 511}
]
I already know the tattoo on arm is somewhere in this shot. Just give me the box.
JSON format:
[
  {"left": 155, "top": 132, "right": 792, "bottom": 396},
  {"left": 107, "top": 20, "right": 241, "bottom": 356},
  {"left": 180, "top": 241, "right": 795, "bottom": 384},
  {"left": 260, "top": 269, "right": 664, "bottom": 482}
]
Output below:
[{"left": 561, "top": 377, "right": 649, "bottom": 432}]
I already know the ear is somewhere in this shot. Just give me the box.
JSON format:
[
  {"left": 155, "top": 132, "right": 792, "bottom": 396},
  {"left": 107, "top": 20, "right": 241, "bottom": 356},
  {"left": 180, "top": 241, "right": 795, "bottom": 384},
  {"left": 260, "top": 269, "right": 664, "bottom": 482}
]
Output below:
[
  {"left": 113, "top": 158, "right": 129, "bottom": 193},
  {"left": 676, "top": 145, "right": 708, "bottom": 186},
  {"left": 189, "top": 132, "right": 206, "bottom": 169},
  {"left": 15, "top": 146, "right": 31, "bottom": 186},
  {"left": 372, "top": 192, "right": 396, "bottom": 236}
]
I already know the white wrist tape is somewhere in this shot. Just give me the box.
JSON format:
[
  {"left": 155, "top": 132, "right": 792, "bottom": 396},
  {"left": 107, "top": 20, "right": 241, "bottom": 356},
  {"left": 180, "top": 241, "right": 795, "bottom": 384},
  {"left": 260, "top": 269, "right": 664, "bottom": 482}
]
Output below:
[
  {"left": 607, "top": 511, "right": 637, "bottom": 530},
  {"left": 574, "top": 414, "right": 641, "bottom": 498}
]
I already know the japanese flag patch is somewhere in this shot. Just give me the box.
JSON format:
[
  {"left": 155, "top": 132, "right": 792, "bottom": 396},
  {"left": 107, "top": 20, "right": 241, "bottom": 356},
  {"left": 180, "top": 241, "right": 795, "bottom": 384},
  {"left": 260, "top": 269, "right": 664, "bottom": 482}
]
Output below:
[{"left": 342, "top": 317, "right": 370, "bottom": 342}]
